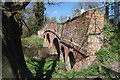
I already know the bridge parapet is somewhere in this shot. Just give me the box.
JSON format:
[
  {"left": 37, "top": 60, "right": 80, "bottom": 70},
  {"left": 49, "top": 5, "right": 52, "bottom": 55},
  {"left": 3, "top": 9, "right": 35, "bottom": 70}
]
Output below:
[{"left": 38, "top": 10, "right": 104, "bottom": 71}]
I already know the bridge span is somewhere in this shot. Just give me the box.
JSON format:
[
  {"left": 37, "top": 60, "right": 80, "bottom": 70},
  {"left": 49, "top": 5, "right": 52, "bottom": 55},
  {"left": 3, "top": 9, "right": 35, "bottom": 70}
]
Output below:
[{"left": 38, "top": 10, "right": 104, "bottom": 71}]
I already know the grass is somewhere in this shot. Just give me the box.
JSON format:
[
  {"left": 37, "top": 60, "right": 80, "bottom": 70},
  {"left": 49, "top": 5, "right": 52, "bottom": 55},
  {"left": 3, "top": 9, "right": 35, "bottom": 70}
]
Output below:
[
  {"left": 25, "top": 57, "right": 112, "bottom": 78},
  {"left": 25, "top": 57, "right": 66, "bottom": 78},
  {"left": 21, "top": 34, "right": 43, "bottom": 46}
]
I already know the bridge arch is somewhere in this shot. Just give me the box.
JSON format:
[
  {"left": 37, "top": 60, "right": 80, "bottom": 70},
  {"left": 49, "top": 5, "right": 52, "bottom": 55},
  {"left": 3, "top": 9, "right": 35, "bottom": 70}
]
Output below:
[
  {"left": 38, "top": 10, "right": 104, "bottom": 71},
  {"left": 53, "top": 38, "right": 60, "bottom": 61},
  {"left": 68, "top": 51, "right": 75, "bottom": 68},
  {"left": 46, "top": 33, "right": 50, "bottom": 43},
  {"left": 61, "top": 45, "right": 65, "bottom": 62}
]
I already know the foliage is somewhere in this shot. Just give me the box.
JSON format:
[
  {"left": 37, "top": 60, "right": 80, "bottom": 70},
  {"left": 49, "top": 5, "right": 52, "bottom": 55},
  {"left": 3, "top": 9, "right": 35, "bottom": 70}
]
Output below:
[
  {"left": 33, "top": 2, "right": 45, "bottom": 31},
  {"left": 44, "top": 16, "right": 58, "bottom": 24},
  {"left": 25, "top": 57, "right": 66, "bottom": 78},
  {"left": 50, "top": 17, "right": 57, "bottom": 22},
  {"left": 104, "top": 20, "right": 120, "bottom": 59},
  {"left": 72, "top": 2, "right": 99, "bottom": 14},
  {"left": 25, "top": 57, "right": 40, "bottom": 74},
  {"left": 22, "top": 2, "right": 45, "bottom": 37},
  {"left": 26, "top": 56, "right": 119, "bottom": 78},
  {"left": 24, "top": 15, "right": 37, "bottom": 37},
  {"left": 96, "top": 48, "right": 110, "bottom": 63},
  {"left": 22, "top": 2, "right": 46, "bottom": 38},
  {"left": 21, "top": 34, "right": 43, "bottom": 46},
  {"left": 21, "top": 7, "right": 36, "bottom": 37},
  {"left": 75, "top": 9, "right": 80, "bottom": 13}
]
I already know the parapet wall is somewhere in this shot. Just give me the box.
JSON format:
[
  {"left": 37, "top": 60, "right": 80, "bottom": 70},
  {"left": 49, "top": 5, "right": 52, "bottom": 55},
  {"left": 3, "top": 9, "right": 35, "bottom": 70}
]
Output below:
[{"left": 38, "top": 10, "right": 104, "bottom": 71}]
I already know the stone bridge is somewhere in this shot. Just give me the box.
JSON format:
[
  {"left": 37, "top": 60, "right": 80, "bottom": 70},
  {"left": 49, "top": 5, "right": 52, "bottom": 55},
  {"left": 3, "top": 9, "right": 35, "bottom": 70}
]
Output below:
[{"left": 38, "top": 10, "right": 104, "bottom": 71}]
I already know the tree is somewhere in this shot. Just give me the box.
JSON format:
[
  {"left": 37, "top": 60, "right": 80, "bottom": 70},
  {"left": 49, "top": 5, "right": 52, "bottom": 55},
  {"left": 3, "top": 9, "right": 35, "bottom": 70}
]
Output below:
[
  {"left": 72, "top": 2, "right": 99, "bottom": 12},
  {"left": 51, "top": 17, "right": 57, "bottom": 22},
  {"left": 21, "top": 2, "right": 45, "bottom": 37},
  {"left": 2, "top": 1, "right": 62, "bottom": 79},
  {"left": 33, "top": 2, "right": 46, "bottom": 31},
  {"left": 72, "top": 2, "right": 99, "bottom": 17},
  {"left": 114, "top": 2, "right": 120, "bottom": 26},
  {"left": 2, "top": 2, "right": 33, "bottom": 78},
  {"left": 24, "top": 13, "right": 36, "bottom": 37},
  {"left": 105, "top": 2, "right": 109, "bottom": 18},
  {"left": 104, "top": 1, "right": 120, "bottom": 26},
  {"left": 59, "top": 15, "right": 67, "bottom": 23}
]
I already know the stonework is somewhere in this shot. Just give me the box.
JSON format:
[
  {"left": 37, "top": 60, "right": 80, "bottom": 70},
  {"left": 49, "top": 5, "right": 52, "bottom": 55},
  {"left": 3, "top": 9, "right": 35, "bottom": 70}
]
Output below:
[{"left": 38, "top": 10, "right": 104, "bottom": 71}]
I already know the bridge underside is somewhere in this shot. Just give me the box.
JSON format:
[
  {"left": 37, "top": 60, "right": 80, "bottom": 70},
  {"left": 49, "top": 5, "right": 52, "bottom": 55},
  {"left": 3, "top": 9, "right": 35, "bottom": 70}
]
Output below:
[{"left": 38, "top": 10, "right": 104, "bottom": 71}]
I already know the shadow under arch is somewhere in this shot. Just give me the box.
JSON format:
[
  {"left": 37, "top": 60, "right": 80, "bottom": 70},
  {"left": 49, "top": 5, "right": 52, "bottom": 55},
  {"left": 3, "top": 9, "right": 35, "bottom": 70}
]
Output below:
[
  {"left": 61, "top": 45, "right": 65, "bottom": 62},
  {"left": 53, "top": 38, "right": 60, "bottom": 61},
  {"left": 68, "top": 51, "right": 75, "bottom": 68},
  {"left": 46, "top": 33, "right": 50, "bottom": 43}
]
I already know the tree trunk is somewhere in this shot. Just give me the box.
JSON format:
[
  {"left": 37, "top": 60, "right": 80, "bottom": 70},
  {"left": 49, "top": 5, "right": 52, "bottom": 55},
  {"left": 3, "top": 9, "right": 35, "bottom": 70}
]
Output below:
[
  {"left": 105, "top": 2, "right": 109, "bottom": 19},
  {"left": 2, "top": 8, "right": 33, "bottom": 79},
  {"left": 114, "top": 2, "right": 119, "bottom": 26}
]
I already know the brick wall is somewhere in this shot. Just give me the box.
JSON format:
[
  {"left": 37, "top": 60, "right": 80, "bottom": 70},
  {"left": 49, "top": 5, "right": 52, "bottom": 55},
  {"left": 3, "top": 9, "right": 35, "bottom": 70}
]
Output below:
[{"left": 38, "top": 10, "right": 104, "bottom": 71}]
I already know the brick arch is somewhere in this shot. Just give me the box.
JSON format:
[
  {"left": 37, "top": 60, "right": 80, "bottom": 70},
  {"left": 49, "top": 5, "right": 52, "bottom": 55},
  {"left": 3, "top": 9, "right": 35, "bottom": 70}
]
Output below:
[
  {"left": 38, "top": 10, "right": 104, "bottom": 71},
  {"left": 46, "top": 33, "right": 50, "bottom": 43},
  {"left": 53, "top": 38, "right": 60, "bottom": 60},
  {"left": 68, "top": 51, "right": 75, "bottom": 68},
  {"left": 61, "top": 45, "right": 65, "bottom": 62},
  {"left": 43, "top": 34, "right": 45, "bottom": 38}
]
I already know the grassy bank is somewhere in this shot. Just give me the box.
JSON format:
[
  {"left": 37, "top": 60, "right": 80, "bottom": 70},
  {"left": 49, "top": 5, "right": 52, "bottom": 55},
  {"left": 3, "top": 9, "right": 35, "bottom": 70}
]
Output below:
[{"left": 21, "top": 34, "right": 43, "bottom": 47}]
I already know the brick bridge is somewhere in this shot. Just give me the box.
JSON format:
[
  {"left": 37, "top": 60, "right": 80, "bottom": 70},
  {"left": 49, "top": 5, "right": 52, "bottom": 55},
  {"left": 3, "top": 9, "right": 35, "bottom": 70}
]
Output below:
[{"left": 38, "top": 10, "right": 104, "bottom": 71}]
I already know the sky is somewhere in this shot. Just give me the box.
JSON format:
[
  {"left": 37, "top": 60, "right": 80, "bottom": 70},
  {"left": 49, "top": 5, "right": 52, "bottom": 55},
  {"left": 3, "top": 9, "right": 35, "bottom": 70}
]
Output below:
[
  {"left": 26, "top": 2, "right": 112, "bottom": 22},
  {"left": 44, "top": 2, "right": 78, "bottom": 22},
  {"left": 26, "top": 2, "right": 78, "bottom": 22}
]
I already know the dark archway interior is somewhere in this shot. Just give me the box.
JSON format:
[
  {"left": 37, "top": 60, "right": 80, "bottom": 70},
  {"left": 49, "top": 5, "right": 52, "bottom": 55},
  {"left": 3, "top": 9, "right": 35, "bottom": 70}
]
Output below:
[
  {"left": 61, "top": 46, "right": 65, "bottom": 62},
  {"left": 46, "top": 33, "right": 50, "bottom": 43},
  {"left": 53, "top": 38, "right": 60, "bottom": 61},
  {"left": 68, "top": 51, "right": 75, "bottom": 68}
]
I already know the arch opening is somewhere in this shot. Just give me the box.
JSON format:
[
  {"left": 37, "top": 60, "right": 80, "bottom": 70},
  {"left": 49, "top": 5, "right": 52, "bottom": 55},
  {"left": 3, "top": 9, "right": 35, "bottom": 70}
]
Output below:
[
  {"left": 61, "top": 46, "right": 65, "bottom": 62},
  {"left": 53, "top": 38, "right": 60, "bottom": 61},
  {"left": 46, "top": 33, "right": 50, "bottom": 43},
  {"left": 68, "top": 51, "right": 75, "bottom": 68}
]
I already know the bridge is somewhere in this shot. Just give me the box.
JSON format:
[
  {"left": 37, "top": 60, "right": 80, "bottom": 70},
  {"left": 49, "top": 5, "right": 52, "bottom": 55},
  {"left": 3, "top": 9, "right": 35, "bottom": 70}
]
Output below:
[{"left": 38, "top": 10, "right": 104, "bottom": 71}]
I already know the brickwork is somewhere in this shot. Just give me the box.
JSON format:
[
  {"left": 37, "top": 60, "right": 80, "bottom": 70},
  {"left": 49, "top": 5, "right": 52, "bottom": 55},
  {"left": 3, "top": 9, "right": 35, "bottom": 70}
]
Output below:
[{"left": 38, "top": 10, "right": 104, "bottom": 71}]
